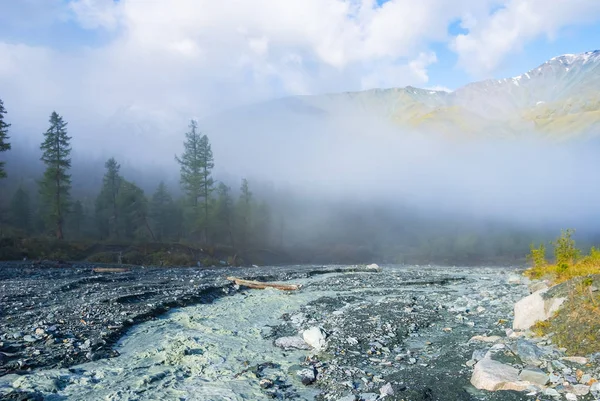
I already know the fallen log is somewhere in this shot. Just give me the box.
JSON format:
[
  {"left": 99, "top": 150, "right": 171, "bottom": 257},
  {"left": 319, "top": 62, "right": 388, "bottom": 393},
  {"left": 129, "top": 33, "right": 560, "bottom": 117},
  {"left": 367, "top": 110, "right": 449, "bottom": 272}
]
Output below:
[
  {"left": 92, "top": 267, "right": 130, "bottom": 273},
  {"left": 226, "top": 276, "right": 302, "bottom": 291}
]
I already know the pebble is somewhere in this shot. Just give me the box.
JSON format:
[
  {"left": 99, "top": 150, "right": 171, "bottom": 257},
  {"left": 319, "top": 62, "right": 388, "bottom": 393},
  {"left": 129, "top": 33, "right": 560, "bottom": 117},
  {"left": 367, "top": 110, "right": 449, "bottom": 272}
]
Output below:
[
  {"left": 23, "top": 335, "right": 37, "bottom": 342},
  {"left": 545, "top": 388, "right": 560, "bottom": 397},
  {"left": 591, "top": 382, "right": 600, "bottom": 399},
  {"left": 296, "top": 368, "right": 317, "bottom": 385},
  {"left": 565, "top": 393, "right": 577, "bottom": 401},
  {"left": 379, "top": 382, "right": 394, "bottom": 397},
  {"left": 572, "top": 384, "right": 590, "bottom": 396}
]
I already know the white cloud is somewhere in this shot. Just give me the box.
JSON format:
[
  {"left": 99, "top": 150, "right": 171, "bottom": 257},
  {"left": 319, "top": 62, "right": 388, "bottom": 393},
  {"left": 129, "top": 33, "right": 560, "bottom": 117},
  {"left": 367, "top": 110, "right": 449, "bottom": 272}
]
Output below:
[
  {"left": 452, "top": 0, "right": 600, "bottom": 76},
  {"left": 0, "top": 0, "right": 597, "bottom": 161}
]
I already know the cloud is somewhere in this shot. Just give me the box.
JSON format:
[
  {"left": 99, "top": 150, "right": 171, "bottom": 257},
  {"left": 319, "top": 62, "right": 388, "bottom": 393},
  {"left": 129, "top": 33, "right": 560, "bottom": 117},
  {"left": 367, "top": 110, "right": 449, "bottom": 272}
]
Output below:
[
  {"left": 452, "top": 0, "right": 600, "bottom": 76},
  {"left": 0, "top": 0, "right": 597, "bottom": 161}
]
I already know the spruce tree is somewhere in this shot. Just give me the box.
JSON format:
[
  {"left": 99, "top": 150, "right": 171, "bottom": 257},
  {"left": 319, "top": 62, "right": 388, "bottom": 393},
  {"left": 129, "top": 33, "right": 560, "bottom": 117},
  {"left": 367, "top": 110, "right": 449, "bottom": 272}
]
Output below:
[
  {"left": 96, "top": 157, "right": 122, "bottom": 238},
  {"left": 175, "top": 120, "right": 214, "bottom": 242},
  {"left": 39, "top": 112, "right": 71, "bottom": 239},
  {"left": 198, "top": 134, "right": 214, "bottom": 242},
  {"left": 236, "top": 179, "right": 253, "bottom": 252},
  {"left": 0, "top": 98, "right": 11, "bottom": 179}
]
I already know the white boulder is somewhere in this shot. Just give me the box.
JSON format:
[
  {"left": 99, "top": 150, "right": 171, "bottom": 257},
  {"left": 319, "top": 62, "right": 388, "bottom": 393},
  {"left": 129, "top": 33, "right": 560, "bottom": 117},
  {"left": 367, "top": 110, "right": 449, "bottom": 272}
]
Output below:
[
  {"left": 513, "top": 288, "right": 566, "bottom": 330},
  {"left": 303, "top": 327, "right": 327, "bottom": 351},
  {"left": 471, "top": 358, "right": 529, "bottom": 392}
]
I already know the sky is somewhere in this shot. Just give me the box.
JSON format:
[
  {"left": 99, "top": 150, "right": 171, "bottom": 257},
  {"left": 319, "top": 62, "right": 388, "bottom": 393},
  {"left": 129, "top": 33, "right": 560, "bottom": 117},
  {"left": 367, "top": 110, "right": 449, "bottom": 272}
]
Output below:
[{"left": 1, "top": 0, "right": 600, "bottom": 151}]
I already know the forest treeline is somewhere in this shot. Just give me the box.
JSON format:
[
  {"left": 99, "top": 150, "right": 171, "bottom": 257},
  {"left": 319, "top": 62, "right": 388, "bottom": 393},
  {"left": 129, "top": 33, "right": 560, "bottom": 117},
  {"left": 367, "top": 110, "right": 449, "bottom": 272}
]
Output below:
[
  {"left": 0, "top": 98, "right": 591, "bottom": 266},
  {"left": 0, "top": 102, "right": 271, "bottom": 263}
]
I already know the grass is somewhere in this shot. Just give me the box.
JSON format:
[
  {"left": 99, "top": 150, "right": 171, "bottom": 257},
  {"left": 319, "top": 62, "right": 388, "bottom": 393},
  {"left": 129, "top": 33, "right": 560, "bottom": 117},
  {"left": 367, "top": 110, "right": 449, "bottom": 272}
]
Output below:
[
  {"left": 530, "top": 277, "right": 600, "bottom": 356},
  {"left": 524, "top": 232, "right": 600, "bottom": 356}
]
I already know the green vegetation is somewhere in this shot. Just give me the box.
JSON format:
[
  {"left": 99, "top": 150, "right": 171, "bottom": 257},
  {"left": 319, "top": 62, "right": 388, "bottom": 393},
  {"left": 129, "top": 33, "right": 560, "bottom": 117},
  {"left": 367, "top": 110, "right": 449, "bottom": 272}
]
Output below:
[
  {"left": 39, "top": 112, "right": 72, "bottom": 240},
  {"left": 525, "top": 230, "right": 600, "bottom": 355},
  {"left": 0, "top": 98, "right": 10, "bottom": 179}
]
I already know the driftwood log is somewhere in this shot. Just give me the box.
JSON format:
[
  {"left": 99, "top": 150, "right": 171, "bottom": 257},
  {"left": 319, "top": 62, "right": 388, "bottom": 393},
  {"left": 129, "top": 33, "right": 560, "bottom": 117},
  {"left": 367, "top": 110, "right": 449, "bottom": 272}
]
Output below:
[
  {"left": 226, "top": 276, "right": 302, "bottom": 291},
  {"left": 92, "top": 267, "right": 130, "bottom": 273}
]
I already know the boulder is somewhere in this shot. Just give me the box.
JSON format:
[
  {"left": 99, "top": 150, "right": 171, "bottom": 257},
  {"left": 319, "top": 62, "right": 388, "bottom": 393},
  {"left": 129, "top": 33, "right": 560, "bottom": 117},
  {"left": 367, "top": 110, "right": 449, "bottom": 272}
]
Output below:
[
  {"left": 471, "top": 358, "right": 529, "bottom": 392},
  {"left": 513, "top": 288, "right": 566, "bottom": 330},
  {"left": 515, "top": 339, "right": 546, "bottom": 367},
  {"left": 296, "top": 367, "right": 317, "bottom": 385},
  {"left": 303, "top": 327, "right": 327, "bottom": 351},
  {"left": 274, "top": 336, "right": 311, "bottom": 350},
  {"left": 519, "top": 368, "right": 549, "bottom": 385},
  {"left": 366, "top": 264, "right": 381, "bottom": 271}
]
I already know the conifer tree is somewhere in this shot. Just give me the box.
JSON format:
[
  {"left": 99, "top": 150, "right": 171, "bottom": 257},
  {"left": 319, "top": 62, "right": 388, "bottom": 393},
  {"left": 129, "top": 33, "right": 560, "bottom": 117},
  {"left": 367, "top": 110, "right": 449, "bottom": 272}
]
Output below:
[
  {"left": 39, "top": 112, "right": 71, "bottom": 239},
  {"left": 236, "top": 178, "right": 253, "bottom": 252},
  {"left": 175, "top": 120, "right": 214, "bottom": 242},
  {"left": 0, "top": 99, "right": 11, "bottom": 179},
  {"left": 96, "top": 157, "right": 122, "bottom": 238}
]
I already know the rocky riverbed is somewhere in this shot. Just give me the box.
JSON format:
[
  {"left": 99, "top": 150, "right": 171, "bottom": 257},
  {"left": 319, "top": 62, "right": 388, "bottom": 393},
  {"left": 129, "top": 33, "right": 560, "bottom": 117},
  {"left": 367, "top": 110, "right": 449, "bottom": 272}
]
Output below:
[{"left": 0, "top": 263, "right": 598, "bottom": 400}]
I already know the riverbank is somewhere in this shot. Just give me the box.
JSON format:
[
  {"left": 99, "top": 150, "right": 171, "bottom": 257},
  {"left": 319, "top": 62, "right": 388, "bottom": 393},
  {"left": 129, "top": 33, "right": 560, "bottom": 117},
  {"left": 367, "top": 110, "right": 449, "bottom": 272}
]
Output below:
[{"left": 1, "top": 264, "right": 535, "bottom": 400}]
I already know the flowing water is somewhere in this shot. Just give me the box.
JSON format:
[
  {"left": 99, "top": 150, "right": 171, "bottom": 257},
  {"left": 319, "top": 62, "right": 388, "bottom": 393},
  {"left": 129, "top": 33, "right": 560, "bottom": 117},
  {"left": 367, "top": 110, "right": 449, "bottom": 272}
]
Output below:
[{"left": 0, "top": 266, "right": 530, "bottom": 401}]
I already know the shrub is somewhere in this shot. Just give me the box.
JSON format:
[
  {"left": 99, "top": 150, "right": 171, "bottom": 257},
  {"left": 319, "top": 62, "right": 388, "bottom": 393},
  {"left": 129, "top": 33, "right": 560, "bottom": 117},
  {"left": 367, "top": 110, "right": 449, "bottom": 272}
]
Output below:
[{"left": 553, "top": 229, "right": 580, "bottom": 265}]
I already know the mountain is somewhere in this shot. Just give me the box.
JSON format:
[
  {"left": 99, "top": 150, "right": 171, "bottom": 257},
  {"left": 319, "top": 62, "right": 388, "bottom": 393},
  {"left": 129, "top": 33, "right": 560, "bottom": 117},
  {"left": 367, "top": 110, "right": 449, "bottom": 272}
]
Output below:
[{"left": 205, "top": 50, "right": 600, "bottom": 140}]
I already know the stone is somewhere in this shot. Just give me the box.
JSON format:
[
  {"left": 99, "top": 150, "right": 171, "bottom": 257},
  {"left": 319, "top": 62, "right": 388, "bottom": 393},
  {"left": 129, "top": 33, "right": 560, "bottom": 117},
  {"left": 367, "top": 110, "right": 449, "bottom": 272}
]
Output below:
[
  {"left": 572, "top": 384, "right": 590, "bottom": 396},
  {"left": 469, "top": 335, "right": 501, "bottom": 343},
  {"left": 565, "top": 393, "right": 578, "bottom": 401},
  {"left": 337, "top": 396, "right": 357, "bottom": 401},
  {"left": 365, "top": 264, "right": 381, "bottom": 271},
  {"left": 297, "top": 367, "right": 317, "bottom": 385},
  {"left": 562, "top": 357, "right": 589, "bottom": 365},
  {"left": 591, "top": 382, "right": 600, "bottom": 400},
  {"left": 545, "top": 388, "right": 560, "bottom": 397},
  {"left": 519, "top": 368, "right": 549, "bottom": 385},
  {"left": 508, "top": 274, "right": 522, "bottom": 284},
  {"left": 581, "top": 374, "right": 593, "bottom": 384},
  {"left": 513, "top": 289, "right": 566, "bottom": 330},
  {"left": 23, "top": 335, "right": 37, "bottom": 343},
  {"left": 303, "top": 327, "right": 326, "bottom": 351},
  {"left": 516, "top": 339, "right": 545, "bottom": 367},
  {"left": 529, "top": 281, "right": 550, "bottom": 293},
  {"left": 274, "top": 336, "right": 311, "bottom": 350},
  {"left": 359, "top": 393, "right": 378, "bottom": 401},
  {"left": 470, "top": 358, "right": 529, "bottom": 392},
  {"left": 379, "top": 382, "right": 394, "bottom": 397},
  {"left": 259, "top": 378, "right": 274, "bottom": 389}
]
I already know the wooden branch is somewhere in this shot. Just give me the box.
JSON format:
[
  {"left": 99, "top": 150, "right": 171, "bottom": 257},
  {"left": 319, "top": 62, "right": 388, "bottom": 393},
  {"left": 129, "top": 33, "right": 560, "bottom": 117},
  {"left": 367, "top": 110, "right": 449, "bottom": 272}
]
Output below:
[
  {"left": 93, "top": 267, "right": 130, "bottom": 273},
  {"left": 226, "top": 276, "right": 302, "bottom": 291}
]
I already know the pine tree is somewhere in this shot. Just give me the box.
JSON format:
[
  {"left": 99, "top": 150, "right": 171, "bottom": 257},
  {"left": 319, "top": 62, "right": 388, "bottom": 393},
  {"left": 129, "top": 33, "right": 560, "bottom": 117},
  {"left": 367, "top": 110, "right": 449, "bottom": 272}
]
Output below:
[
  {"left": 96, "top": 157, "right": 122, "bottom": 239},
  {"left": 236, "top": 178, "right": 253, "bottom": 252},
  {"left": 39, "top": 112, "right": 71, "bottom": 239},
  {"left": 214, "top": 182, "right": 235, "bottom": 248},
  {"left": 175, "top": 120, "right": 214, "bottom": 242},
  {"left": 0, "top": 98, "right": 11, "bottom": 179},
  {"left": 198, "top": 134, "right": 214, "bottom": 243},
  {"left": 10, "top": 187, "right": 31, "bottom": 233},
  {"left": 117, "top": 180, "right": 155, "bottom": 241}
]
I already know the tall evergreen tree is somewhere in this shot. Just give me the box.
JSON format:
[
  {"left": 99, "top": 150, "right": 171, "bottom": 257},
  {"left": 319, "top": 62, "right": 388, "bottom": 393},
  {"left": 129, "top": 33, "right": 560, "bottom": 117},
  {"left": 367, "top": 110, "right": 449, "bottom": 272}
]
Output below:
[
  {"left": 117, "top": 180, "right": 155, "bottom": 241},
  {"left": 236, "top": 178, "right": 253, "bottom": 252},
  {"left": 175, "top": 120, "right": 214, "bottom": 242},
  {"left": 39, "top": 112, "right": 71, "bottom": 239},
  {"left": 198, "top": 134, "right": 214, "bottom": 242},
  {"left": 10, "top": 187, "right": 31, "bottom": 233},
  {"left": 0, "top": 98, "right": 11, "bottom": 179},
  {"left": 95, "top": 157, "right": 122, "bottom": 239}
]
